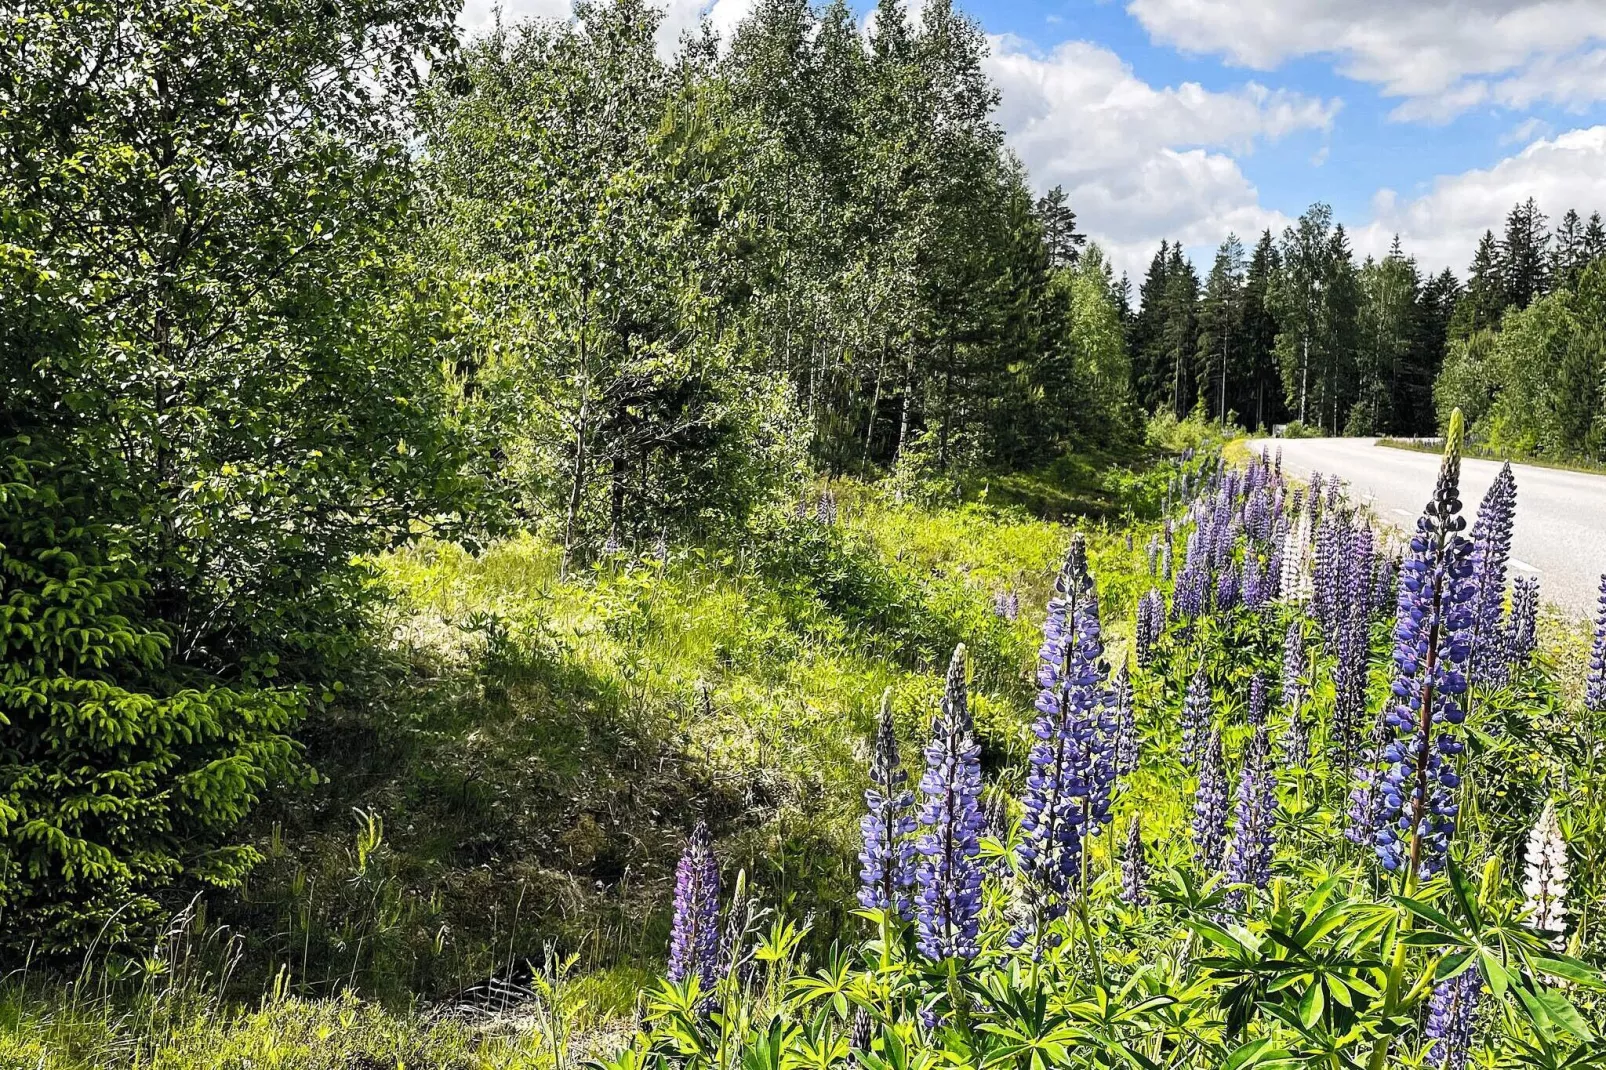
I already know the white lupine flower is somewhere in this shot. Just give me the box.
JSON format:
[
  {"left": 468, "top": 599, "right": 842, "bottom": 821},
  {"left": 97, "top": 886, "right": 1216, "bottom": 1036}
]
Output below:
[
  {"left": 1280, "top": 512, "right": 1313, "bottom": 604},
  {"left": 1522, "top": 800, "right": 1569, "bottom": 943}
]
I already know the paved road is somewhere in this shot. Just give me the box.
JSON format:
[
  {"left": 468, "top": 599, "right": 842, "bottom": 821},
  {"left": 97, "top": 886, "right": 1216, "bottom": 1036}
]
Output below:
[{"left": 1246, "top": 437, "right": 1606, "bottom": 620}]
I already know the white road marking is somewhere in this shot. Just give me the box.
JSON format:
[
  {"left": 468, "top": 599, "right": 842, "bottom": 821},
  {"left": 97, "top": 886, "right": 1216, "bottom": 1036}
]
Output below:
[
  {"left": 1511, "top": 558, "right": 1540, "bottom": 573},
  {"left": 1390, "top": 508, "right": 1413, "bottom": 517}
]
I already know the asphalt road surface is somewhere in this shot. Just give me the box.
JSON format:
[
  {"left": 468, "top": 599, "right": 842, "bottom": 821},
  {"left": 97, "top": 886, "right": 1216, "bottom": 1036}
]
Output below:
[{"left": 1246, "top": 437, "right": 1606, "bottom": 620}]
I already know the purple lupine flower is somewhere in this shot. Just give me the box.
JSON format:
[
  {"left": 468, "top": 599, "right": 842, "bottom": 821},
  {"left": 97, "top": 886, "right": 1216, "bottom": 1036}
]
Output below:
[
  {"left": 1274, "top": 447, "right": 1283, "bottom": 479},
  {"left": 668, "top": 821, "right": 722, "bottom": 987},
  {"left": 994, "top": 588, "right": 1019, "bottom": 622},
  {"left": 1224, "top": 720, "right": 1277, "bottom": 909},
  {"left": 1113, "top": 664, "right": 1137, "bottom": 778},
  {"left": 1366, "top": 414, "right": 1476, "bottom": 876},
  {"left": 1192, "top": 727, "right": 1229, "bottom": 874},
  {"left": 1586, "top": 574, "right": 1606, "bottom": 712},
  {"left": 1135, "top": 588, "right": 1164, "bottom": 667},
  {"left": 859, "top": 694, "right": 916, "bottom": 917},
  {"left": 1280, "top": 622, "right": 1307, "bottom": 712},
  {"left": 1146, "top": 537, "right": 1159, "bottom": 576},
  {"left": 1214, "top": 562, "right": 1241, "bottom": 611},
  {"left": 849, "top": 1009, "right": 873, "bottom": 1053},
  {"left": 1162, "top": 536, "right": 1174, "bottom": 581},
  {"left": 1344, "top": 709, "right": 1390, "bottom": 847},
  {"left": 1282, "top": 709, "right": 1310, "bottom": 768},
  {"left": 1180, "top": 665, "right": 1211, "bottom": 768},
  {"left": 1466, "top": 464, "right": 1517, "bottom": 687},
  {"left": 1242, "top": 553, "right": 1267, "bottom": 610},
  {"left": 1331, "top": 602, "right": 1369, "bottom": 769},
  {"left": 1246, "top": 674, "right": 1268, "bottom": 734},
  {"left": 1013, "top": 548, "right": 1112, "bottom": 950},
  {"left": 1121, "top": 814, "right": 1150, "bottom": 907},
  {"left": 1425, "top": 963, "right": 1482, "bottom": 1070},
  {"left": 1326, "top": 476, "right": 1342, "bottom": 512},
  {"left": 1505, "top": 575, "right": 1539, "bottom": 671},
  {"left": 915, "top": 645, "right": 985, "bottom": 960}
]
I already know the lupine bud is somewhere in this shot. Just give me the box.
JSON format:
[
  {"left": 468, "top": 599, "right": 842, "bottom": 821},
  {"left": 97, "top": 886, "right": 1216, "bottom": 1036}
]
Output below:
[
  {"left": 850, "top": 1008, "right": 873, "bottom": 1053},
  {"left": 916, "top": 645, "right": 985, "bottom": 960},
  {"left": 1192, "top": 727, "right": 1228, "bottom": 874},
  {"left": 1121, "top": 814, "right": 1150, "bottom": 907},
  {"left": 1586, "top": 574, "right": 1606, "bottom": 712},
  {"left": 1521, "top": 799, "right": 1570, "bottom": 944},
  {"left": 1366, "top": 412, "right": 1475, "bottom": 876},
  {"left": 1466, "top": 464, "right": 1516, "bottom": 687},
  {"left": 859, "top": 693, "right": 916, "bottom": 917},
  {"left": 1505, "top": 575, "right": 1539, "bottom": 670},
  {"left": 668, "top": 821, "right": 722, "bottom": 987},
  {"left": 993, "top": 588, "right": 1019, "bottom": 622},
  {"left": 1180, "top": 666, "right": 1210, "bottom": 768},
  {"left": 1425, "top": 964, "right": 1481, "bottom": 1070}
]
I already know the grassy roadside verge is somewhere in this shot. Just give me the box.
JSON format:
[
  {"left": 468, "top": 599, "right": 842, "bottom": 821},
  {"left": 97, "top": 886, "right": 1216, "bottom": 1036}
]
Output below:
[{"left": 1377, "top": 436, "right": 1606, "bottom": 477}]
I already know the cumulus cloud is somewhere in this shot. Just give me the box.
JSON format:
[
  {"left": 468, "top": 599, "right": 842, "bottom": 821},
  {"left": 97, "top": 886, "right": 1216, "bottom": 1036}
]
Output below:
[
  {"left": 984, "top": 36, "right": 1337, "bottom": 274},
  {"left": 1124, "top": 0, "right": 1606, "bottom": 121},
  {"left": 1350, "top": 126, "right": 1606, "bottom": 272},
  {"left": 457, "top": 0, "right": 749, "bottom": 54}
]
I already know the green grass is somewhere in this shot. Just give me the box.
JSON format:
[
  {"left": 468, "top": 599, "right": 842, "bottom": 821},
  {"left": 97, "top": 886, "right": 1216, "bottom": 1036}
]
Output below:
[{"left": 0, "top": 457, "right": 1182, "bottom": 1066}]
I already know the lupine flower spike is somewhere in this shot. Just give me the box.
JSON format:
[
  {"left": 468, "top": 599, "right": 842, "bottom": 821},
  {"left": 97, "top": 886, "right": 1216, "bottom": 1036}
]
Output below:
[
  {"left": 1180, "top": 666, "right": 1210, "bottom": 768},
  {"left": 1367, "top": 410, "right": 1475, "bottom": 877},
  {"left": 1466, "top": 464, "right": 1516, "bottom": 687},
  {"left": 1521, "top": 799, "right": 1570, "bottom": 946},
  {"left": 915, "top": 645, "right": 985, "bottom": 960},
  {"left": 1505, "top": 575, "right": 1539, "bottom": 671},
  {"left": 668, "top": 821, "right": 722, "bottom": 989},
  {"left": 1113, "top": 664, "right": 1137, "bottom": 778},
  {"left": 1425, "top": 964, "right": 1481, "bottom": 1070},
  {"left": 1121, "top": 814, "right": 1150, "bottom": 907},
  {"left": 1192, "top": 727, "right": 1228, "bottom": 874},
  {"left": 859, "top": 691, "right": 915, "bottom": 917},
  {"left": 1587, "top": 574, "right": 1606, "bottom": 712}
]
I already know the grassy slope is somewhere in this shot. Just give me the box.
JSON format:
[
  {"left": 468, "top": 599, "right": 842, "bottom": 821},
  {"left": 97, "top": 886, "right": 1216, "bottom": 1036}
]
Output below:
[{"left": 0, "top": 450, "right": 1183, "bottom": 1069}]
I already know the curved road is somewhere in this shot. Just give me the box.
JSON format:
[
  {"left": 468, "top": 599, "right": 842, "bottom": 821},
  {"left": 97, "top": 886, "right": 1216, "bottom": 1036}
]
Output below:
[{"left": 1247, "top": 437, "right": 1606, "bottom": 620}]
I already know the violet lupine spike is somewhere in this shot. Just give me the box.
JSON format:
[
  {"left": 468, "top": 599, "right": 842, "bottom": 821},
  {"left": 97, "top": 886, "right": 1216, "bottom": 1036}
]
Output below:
[
  {"left": 1192, "top": 727, "right": 1229, "bottom": 874},
  {"left": 1113, "top": 664, "right": 1138, "bottom": 778},
  {"left": 1135, "top": 588, "right": 1164, "bottom": 667},
  {"left": 859, "top": 693, "right": 916, "bottom": 917},
  {"left": 1013, "top": 578, "right": 1111, "bottom": 949},
  {"left": 1466, "top": 464, "right": 1517, "bottom": 687},
  {"left": 1281, "top": 710, "right": 1310, "bottom": 768},
  {"left": 1344, "top": 709, "right": 1390, "bottom": 847},
  {"left": 1425, "top": 964, "right": 1482, "bottom": 1070},
  {"left": 1586, "top": 574, "right": 1606, "bottom": 712},
  {"left": 1242, "top": 553, "right": 1267, "bottom": 610},
  {"left": 1367, "top": 413, "right": 1476, "bottom": 876},
  {"left": 1224, "top": 720, "right": 1277, "bottom": 909},
  {"left": 993, "top": 589, "right": 1019, "bottom": 623},
  {"left": 1121, "top": 814, "right": 1150, "bottom": 907},
  {"left": 1162, "top": 536, "right": 1174, "bottom": 581},
  {"left": 1280, "top": 622, "right": 1307, "bottom": 712},
  {"left": 1505, "top": 575, "right": 1539, "bottom": 671},
  {"left": 915, "top": 644, "right": 985, "bottom": 960},
  {"left": 1146, "top": 537, "right": 1159, "bottom": 576},
  {"left": 1180, "top": 666, "right": 1211, "bottom": 768},
  {"left": 668, "top": 821, "right": 722, "bottom": 988},
  {"left": 1214, "top": 562, "right": 1241, "bottom": 612},
  {"left": 1331, "top": 604, "right": 1369, "bottom": 769}
]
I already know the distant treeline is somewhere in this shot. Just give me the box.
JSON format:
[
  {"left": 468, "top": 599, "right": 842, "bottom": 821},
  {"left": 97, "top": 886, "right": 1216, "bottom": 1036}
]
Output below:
[{"left": 1123, "top": 198, "right": 1606, "bottom": 447}]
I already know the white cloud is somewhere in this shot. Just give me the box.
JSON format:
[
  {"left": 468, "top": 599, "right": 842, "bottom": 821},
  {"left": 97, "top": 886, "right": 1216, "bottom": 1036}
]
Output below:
[
  {"left": 984, "top": 36, "right": 1337, "bottom": 275},
  {"left": 1351, "top": 126, "right": 1606, "bottom": 272},
  {"left": 1125, "top": 0, "right": 1606, "bottom": 121}
]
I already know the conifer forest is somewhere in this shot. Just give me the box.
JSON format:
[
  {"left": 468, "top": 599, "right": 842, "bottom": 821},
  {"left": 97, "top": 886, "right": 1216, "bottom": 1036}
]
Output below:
[{"left": 4, "top": 0, "right": 1606, "bottom": 1066}]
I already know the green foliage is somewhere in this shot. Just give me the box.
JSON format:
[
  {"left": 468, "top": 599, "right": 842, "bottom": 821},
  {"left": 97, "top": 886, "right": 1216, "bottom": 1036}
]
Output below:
[
  {"left": 1436, "top": 262, "right": 1606, "bottom": 461},
  {"left": 0, "top": 0, "right": 481, "bottom": 946}
]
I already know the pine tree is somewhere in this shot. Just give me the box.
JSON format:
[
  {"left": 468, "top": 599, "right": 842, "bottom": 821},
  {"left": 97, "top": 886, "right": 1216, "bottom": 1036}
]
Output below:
[
  {"left": 1130, "top": 242, "right": 1173, "bottom": 413},
  {"left": 1162, "top": 245, "right": 1201, "bottom": 417},
  {"left": 1452, "top": 230, "right": 1507, "bottom": 338},
  {"left": 1551, "top": 208, "right": 1588, "bottom": 291},
  {"left": 1241, "top": 231, "right": 1284, "bottom": 430},
  {"left": 1196, "top": 235, "right": 1246, "bottom": 425},
  {"left": 1035, "top": 185, "right": 1086, "bottom": 269},
  {"left": 1501, "top": 197, "right": 1550, "bottom": 310}
]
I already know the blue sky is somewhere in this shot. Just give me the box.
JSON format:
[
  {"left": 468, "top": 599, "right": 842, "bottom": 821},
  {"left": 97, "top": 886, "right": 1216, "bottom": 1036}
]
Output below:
[{"left": 464, "top": 0, "right": 1606, "bottom": 279}]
